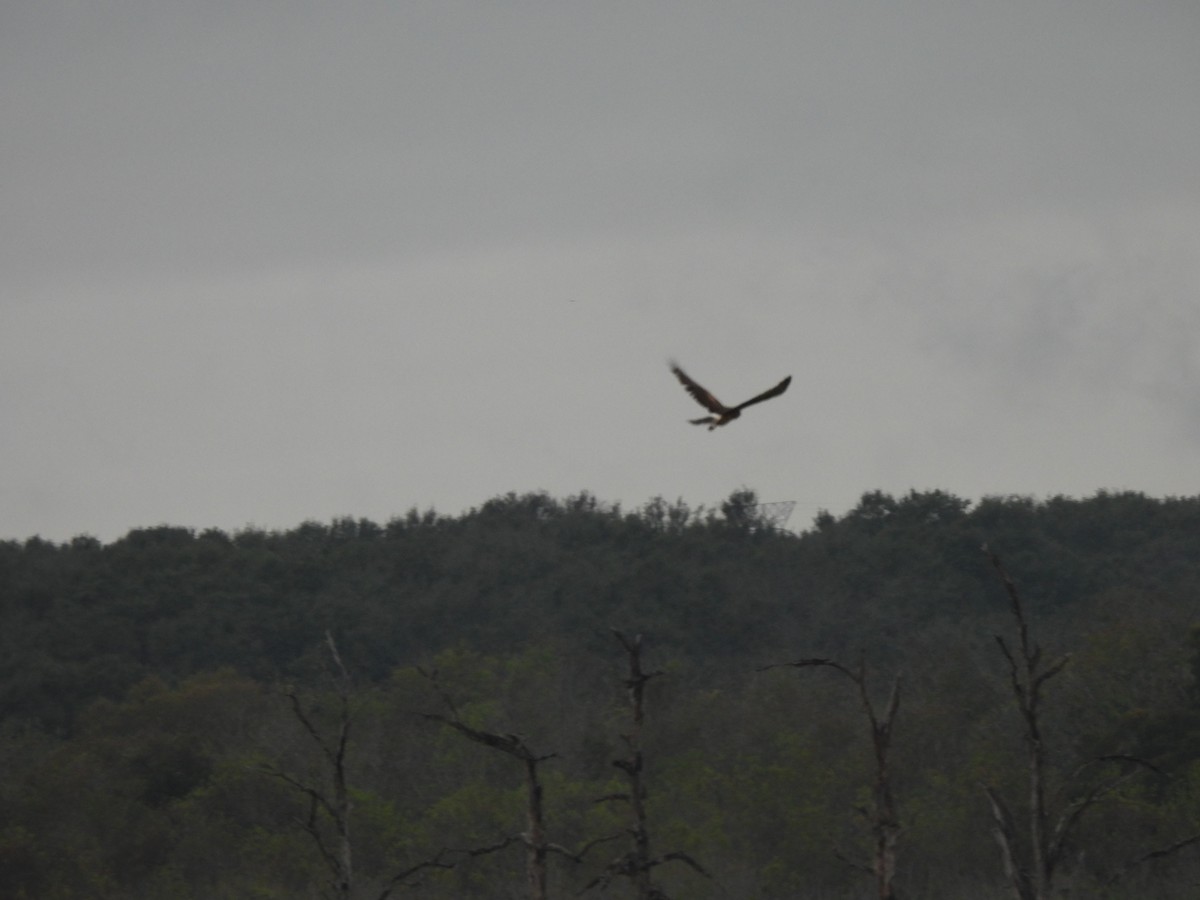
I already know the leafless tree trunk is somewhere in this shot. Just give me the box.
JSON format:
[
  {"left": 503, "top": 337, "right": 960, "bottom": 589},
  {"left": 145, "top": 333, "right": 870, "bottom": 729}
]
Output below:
[
  {"left": 419, "top": 667, "right": 594, "bottom": 900},
  {"left": 584, "top": 630, "right": 708, "bottom": 900},
  {"left": 266, "top": 634, "right": 463, "bottom": 900},
  {"left": 615, "top": 629, "right": 656, "bottom": 899},
  {"left": 983, "top": 547, "right": 1070, "bottom": 900},
  {"left": 980, "top": 547, "right": 1200, "bottom": 899},
  {"left": 267, "top": 631, "right": 357, "bottom": 899},
  {"left": 761, "top": 655, "right": 902, "bottom": 900}
]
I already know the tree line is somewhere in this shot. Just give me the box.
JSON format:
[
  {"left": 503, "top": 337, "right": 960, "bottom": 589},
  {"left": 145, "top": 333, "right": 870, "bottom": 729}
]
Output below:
[{"left": 3, "top": 488, "right": 1200, "bottom": 897}]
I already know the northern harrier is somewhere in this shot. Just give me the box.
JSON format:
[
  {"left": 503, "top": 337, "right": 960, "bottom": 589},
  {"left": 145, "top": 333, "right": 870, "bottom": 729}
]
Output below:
[{"left": 670, "top": 363, "right": 792, "bottom": 430}]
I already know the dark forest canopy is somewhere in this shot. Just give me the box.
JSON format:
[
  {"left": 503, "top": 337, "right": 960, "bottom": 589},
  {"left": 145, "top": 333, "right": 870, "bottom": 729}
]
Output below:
[
  {"left": 3, "top": 487, "right": 1200, "bottom": 733},
  {"left": 5, "top": 487, "right": 1200, "bottom": 898}
]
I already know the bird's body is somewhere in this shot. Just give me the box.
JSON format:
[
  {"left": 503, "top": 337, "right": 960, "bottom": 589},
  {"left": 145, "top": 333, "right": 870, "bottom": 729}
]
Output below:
[{"left": 670, "top": 363, "right": 791, "bottom": 430}]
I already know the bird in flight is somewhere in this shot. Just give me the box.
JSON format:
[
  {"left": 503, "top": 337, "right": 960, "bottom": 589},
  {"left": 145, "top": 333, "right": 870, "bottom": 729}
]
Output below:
[{"left": 670, "top": 362, "right": 792, "bottom": 430}]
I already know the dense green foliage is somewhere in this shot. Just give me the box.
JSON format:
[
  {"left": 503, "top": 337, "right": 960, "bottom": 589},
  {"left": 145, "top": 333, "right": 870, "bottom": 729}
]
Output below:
[{"left": 3, "top": 488, "right": 1200, "bottom": 897}]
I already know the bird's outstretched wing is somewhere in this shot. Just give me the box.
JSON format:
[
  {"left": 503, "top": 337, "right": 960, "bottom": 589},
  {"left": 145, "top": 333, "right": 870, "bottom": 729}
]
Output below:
[
  {"left": 670, "top": 364, "right": 729, "bottom": 414},
  {"left": 732, "top": 375, "right": 792, "bottom": 411}
]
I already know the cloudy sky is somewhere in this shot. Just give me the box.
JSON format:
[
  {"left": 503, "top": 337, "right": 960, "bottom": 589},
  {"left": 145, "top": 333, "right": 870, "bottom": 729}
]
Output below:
[{"left": 2, "top": 2, "right": 1198, "bottom": 543}]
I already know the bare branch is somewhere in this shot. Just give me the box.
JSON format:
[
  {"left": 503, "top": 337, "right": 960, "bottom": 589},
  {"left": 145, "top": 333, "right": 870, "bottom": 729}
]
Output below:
[
  {"left": 1097, "top": 754, "right": 1164, "bottom": 777},
  {"left": 421, "top": 712, "right": 535, "bottom": 758},
  {"left": 464, "top": 834, "right": 522, "bottom": 856},
  {"left": 372, "top": 837, "right": 525, "bottom": 900},
  {"left": 373, "top": 851, "right": 456, "bottom": 900},
  {"left": 656, "top": 851, "right": 711, "bottom": 877},
  {"left": 882, "top": 676, "right": 902, "bottom": 729},
  {"left": 833, "top": 846, "right": 875, "bottom": 877},
  {"left": 1107, "top": 832, "right": 1200, "bottom": 885},
  {"left": 555, "top": 832, "right": 624, "bottom": 862},
  {"left": 284, "top": 690, "right": 339, "bottom": 766},
  {"left": 594, "top": 791, "right": 631, "bottom": 804},
  {"left": 982, "top": 783, "right": 1032, "bottom": 900},
  {"left": 757, "top": 657, "right": 835, "bottom": 671},
  {"left": 260, "top": 765, "right": 339, "bottom": 823},
  {"left": 415, "top": 665, "right": 461, "bottom": 720},
  {"left": 1032, "top": 654, "right": 1071, "bottom": 691},
  {"left": 1048, "top": 755, "right": 1171, "bottom": 869}
]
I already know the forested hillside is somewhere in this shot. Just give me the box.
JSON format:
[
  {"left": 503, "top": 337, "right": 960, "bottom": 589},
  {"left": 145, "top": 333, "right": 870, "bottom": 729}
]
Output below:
[{"left": 4, "top": 488, "right": 1200, "bottom": 898}]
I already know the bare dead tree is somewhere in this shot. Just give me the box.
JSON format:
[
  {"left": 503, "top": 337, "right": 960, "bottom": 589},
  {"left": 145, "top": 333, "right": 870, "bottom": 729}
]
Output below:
[
  {"left": 981, "top": 547, "right": 1200, "bottom": 899},
  {"left": 263, "top": 631, "right": 356, "bottom": 899},
  {"left": 264, "top": 633, "right": 469, "bottom": 900},
  {"left": 582, "top": 630, "right": 708, "bottom": 900},
  {"left": 982, "top": 546, "right": 1071, "bottom": 900},
  {"left": 760, "top": 656, "right": 902, "bottom": 900},
  {"left": 418, "top": 666, "right": 599, "bottom": 900}
]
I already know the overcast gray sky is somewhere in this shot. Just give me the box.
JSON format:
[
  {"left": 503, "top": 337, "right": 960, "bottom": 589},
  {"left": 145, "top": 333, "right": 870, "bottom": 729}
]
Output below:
[{"left": 3, "top": 1, "right": 1198, "bottom": 542}]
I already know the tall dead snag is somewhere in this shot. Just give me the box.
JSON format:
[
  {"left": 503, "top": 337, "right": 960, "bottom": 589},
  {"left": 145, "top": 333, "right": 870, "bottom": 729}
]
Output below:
[
  {"left": 983, "top": 546, "right": 1070, "bottom": 900},
  {"left": 761, "top": 656, "right": 902, "bottom": 900},
  {"left": 266, "top": 634, "right": 459, "bottom": 900},
  {"left": 419, "top": 667, "right": 590, "bottom": 900},
  {"left": 266, "top": 631, "right": 357, "bottom": 899},
  {"left": 584, "top": 630, "right": 709, "bottom": 900},
  {"left": 981, "top": 547, "right": 1199, "bottom": 899}
]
